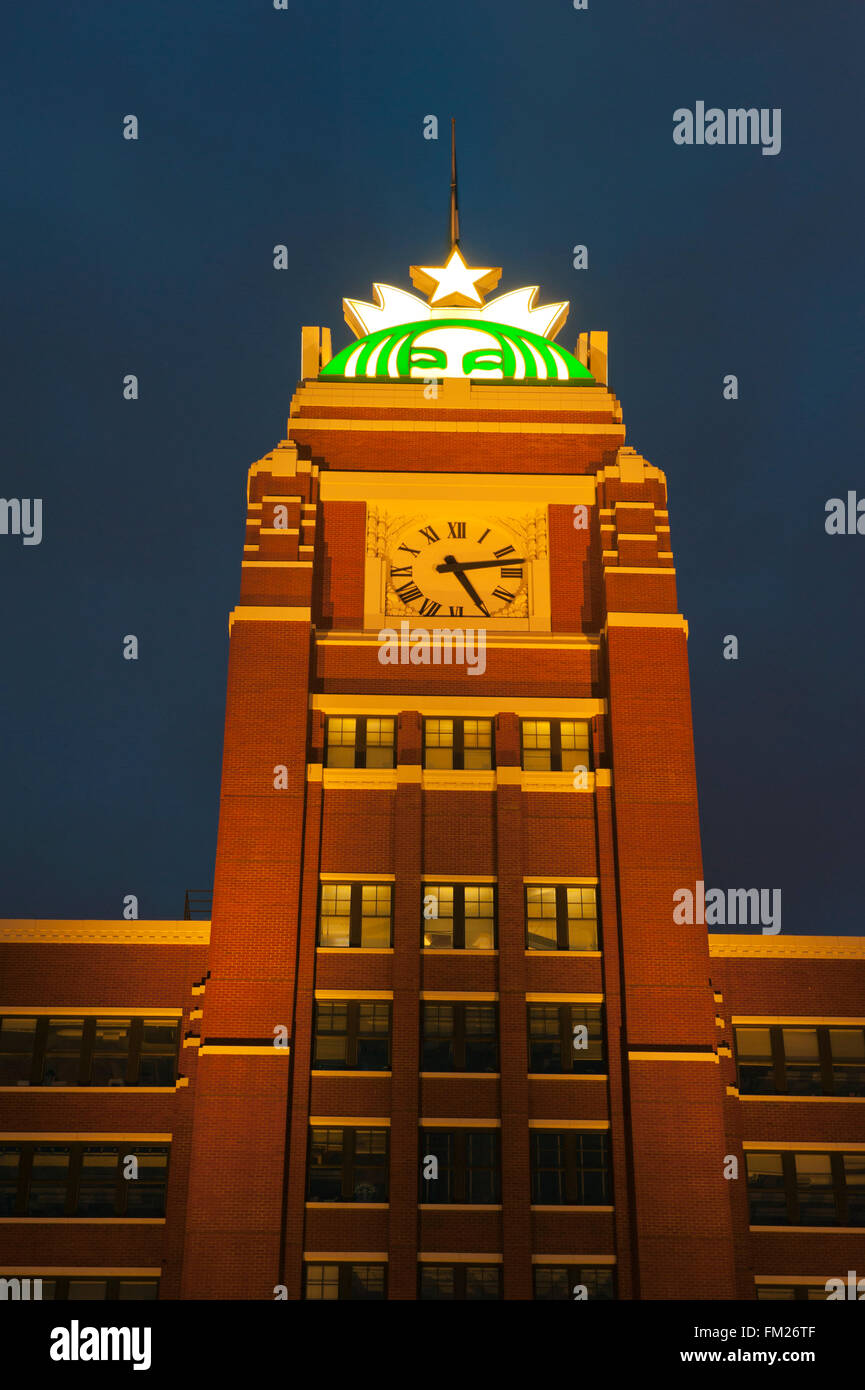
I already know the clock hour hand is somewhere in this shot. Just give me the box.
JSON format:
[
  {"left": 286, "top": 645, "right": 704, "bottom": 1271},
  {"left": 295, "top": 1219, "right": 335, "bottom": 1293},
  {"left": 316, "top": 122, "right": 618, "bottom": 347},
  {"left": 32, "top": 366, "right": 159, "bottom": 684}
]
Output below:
[
  {"left": 439, "top": 554, "right": 489, "bottom": 616},
  {"left": 434, "top": 557, "right": 526, "bottom": 573}
]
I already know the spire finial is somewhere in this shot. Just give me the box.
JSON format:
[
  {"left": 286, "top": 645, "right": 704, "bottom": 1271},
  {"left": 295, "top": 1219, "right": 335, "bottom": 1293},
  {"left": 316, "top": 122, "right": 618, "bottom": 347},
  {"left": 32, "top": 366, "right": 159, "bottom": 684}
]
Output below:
[{"left": 449, "top": 117, "right": 459, "bottom": 252}]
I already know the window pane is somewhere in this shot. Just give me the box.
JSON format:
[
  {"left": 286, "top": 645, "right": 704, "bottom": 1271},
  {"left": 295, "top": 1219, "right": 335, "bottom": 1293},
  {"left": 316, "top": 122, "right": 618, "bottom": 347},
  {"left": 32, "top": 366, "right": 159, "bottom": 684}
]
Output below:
[
  {"left": 305, "top": 1264, "right": 339, "bottom": 1300},
  {"left": 560, "top": 721, "right": 590, "bottom": 754},
  {"left": 831, "top": 1029, "right": 865, "bottom": 1097},
  {"left": 42, "top": 1018, "right": 84, "bottom": 1086},
  {"left": 425, "top": 720, "right": 453, "bottom": 769},
  {"left": 465, "top": 1266, "right": 501, "bottom": 1300},
  {"left": 528, "top": 1005, "right": 563, "bottom": 1074},
  {"left": 319, "top": 884, "right": 351, "bottom": 946},
  {"left": 138, "top": 1020, "right": 179, "bottom": 1086},
  {"left": 90, "top": 1019, "right": 130, "bottom": 1086},
  {"left": 27, "top": 1147, "right": 70, "bottom": 1216},
  {"left": 125, "top": 1148, "right": 169, "bottom": 1216},
  {"left": 422, "top": 886, "right": 454, "bottom": 949},
  {"left": 843, "top": 1153, "right": 865, "bottom": 1225},
  {"left": 350, "top": 1265, "right": 386, "bottom": 1300},
  {"left": 76, "top": 1147, "right": 119, "bottom": 1216},
  {"left": 352, "top": 1129, "right": 387, "bottom": 1202},
  {"left": 0, "top": 1147, "right": 21, "bottom": 1215},
  {"left": 463, "top": 719, "right": 492, "bottom": 769},
  {"left": 421, "top": 1003, "right": 454, "bottom": 1072},
  {"left": 534, "top": 1267, "right": 569, "bottom": 1300},
  {"left": 360, "top": 885, "right": 391, "bottom": 947},
  {"left": 0, "top": 1017, "right": 36, "bottom": 1085},
  {"left": 566, "top": 887, "right": 598, "bottom": 951},
  {"left": 420, "top": 1131, "right": 453, "bottom": 1203},
  {"left": 570, "top": 1006, "right": 605, "bottom": 1071},
  {"left": 69, "top": 1279, "right": 108, "bottom": 1300},
  {"left": 576, "top": 1132, "right": 610, "bottom": 1203},
  {"left": 795, "top": 1154, "right": 835, "bottom": 1225},
  {"left": 464, "top": 886, "right": 495, "bottom": 949},
  {"left": 420, "top": 1266, "right": 454, "bottom": 1300},
  {"left": 118, "top": 1280, "right": 159, "bottom": 1300},
  {"left": 747, "top": 1153, "right": 787, "bottom": 1225},
  {"left": 308, "top": 1129, "right": 344, "bottom": 1201},
  {"left": 326, "top": 718, "right": 357, "bottom": 768},
  {"left": 782, "top": 1028, "right": 821, "bottom": 1096}
]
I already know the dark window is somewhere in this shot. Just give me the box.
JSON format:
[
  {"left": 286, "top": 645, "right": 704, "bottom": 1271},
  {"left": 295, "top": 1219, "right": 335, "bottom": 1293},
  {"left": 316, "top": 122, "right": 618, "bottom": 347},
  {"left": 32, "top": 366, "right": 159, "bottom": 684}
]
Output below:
[
  {"left": 325, "top": 717, "right": 396, "bottom": 770},
  {"left": 530, "top": 1130, "right": 611, "bottom": 1206},
  {"left": 0, "top": 1015, "right": 180, "bottom": 1088},
  {"left": 312, "top": 1001, "right": 391, "bottom": 1071},
  {"left": 734, "top": 1024, "right": 865, "bottom": 1097},
  {"left": 4, "top": 1276, "right": 159, "bottom": 1301},
  {"left": 419, "top": 1264, "right": 502, "bottom": 1300},
  {"left": 520, "top": 720, "right": 592, "bottom": 773},
  {"left": 303, "top": 1263, "right": 387, "bottom": 1300},
  {"left": 0, "top": 1142, "right": 169, "bottom": 1218},
  {"left": 746, "top": 1150, "right": 865, "bottom": 1226},
  {"left": 421, "top": 884, "right": 496, "bottom": 950},
  {"left": 525, "top": 885, "right": 598, "bottom": 952},
  {"left": 421, "top": 1003, "right": 498, "bottom": 1073},
  {"left": 419, "top": 1129, "right": 500, "bottom": 1205},
  {"left": 423, "top": 719, "right": 493, "bottom": 771},
  {"left": 318, "top": 883, "right": 392, "bottom": 948},
  {"left": 533, "top": 1266, "right": 615, "bottom": 1300},
  {"left": 527, "top": 1004, "right": 605, "bottom": 1074},
  {"left": 307, "top": 1127, "right": 389, "bottom": 1203}
]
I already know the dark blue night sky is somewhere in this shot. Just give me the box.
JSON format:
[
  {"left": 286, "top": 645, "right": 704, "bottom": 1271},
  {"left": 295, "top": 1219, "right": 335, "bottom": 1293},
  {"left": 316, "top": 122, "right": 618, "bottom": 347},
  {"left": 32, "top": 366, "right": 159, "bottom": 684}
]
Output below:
[{"left": 1, "top": 1, "right": 862, "bottom": 932}]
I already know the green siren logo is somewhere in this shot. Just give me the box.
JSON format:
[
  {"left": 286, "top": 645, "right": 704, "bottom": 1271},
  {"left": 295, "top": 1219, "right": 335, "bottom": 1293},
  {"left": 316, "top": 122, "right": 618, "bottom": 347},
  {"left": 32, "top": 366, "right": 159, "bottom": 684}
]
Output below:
[
  {"left": 325, "top": 246, "right": 593, "bottom": 383},
  {"left": 322, "top": 318, "right": 592, "bottom": 382}
]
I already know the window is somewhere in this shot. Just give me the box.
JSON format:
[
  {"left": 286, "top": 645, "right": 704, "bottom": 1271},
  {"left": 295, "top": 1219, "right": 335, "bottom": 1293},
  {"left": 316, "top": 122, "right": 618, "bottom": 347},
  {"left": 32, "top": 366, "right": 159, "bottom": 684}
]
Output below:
[
  {"left": 312, "top": 1001, "right": 391, "bottom": 1071},
  {"left": 0, "top": 1016, "right": 180, "bottom": 1088},
  {"left": 422, "top": 884, "right": 496, "bottom": 950},
  {"left": 746, "top": 1150, "right": 865, "bottom": 1226},
  {"left": 525, "top": 885, "right": 598, "bottom": 952},
  {"left": 307, "top": 1127, "right": 389, "bottom": 1203},
  {"left": 521, "top": 720, "right": 592, "bottom": 773},
  {"left": 533, "top": 1266, "right": 615, "bottom": 1300},
  {"left": 304, "top": 1263, "right": 387, "bottom": 1301},
  {"left": 419, "top": 1129, "right": 500, "bottom": 1204},
  {"left": 421, "top": 1003, "right": 498, "bottom": 1073},
  {"left": 423, "top": 719, "right": 493, "bottom": 770},
  {"left": 530, "top": 1130, "right": 610, "bottom": 1206},
  {"left": 419, "top": 1265, "right": 502, "bottom": 1300},
  {"left": 734, "top": 1024, "right": 865, "bottom": 1097},
  {"left": 5, "top": 1276, "right": 159, "bottom": 1300},
  {"left": 527, "top": 1005, "right": 605, "bottom": 1074},
  {"left": 325, "top": 717, "right": 395, "bottom": 770},
  {"left": 0, "top": 1142, "right": 170, "bottom": 1218},
  {"left": 318, "top": 883, "right": 393, "bottom": 948}
]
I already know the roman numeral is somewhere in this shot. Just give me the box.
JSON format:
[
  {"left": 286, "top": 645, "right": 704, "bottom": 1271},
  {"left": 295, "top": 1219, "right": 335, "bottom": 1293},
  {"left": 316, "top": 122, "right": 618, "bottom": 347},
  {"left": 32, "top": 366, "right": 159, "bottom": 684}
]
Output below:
[
  {"left": 418, "top": 598, "right": 442, "bottom": 617},
  {"left": 447, "top": 521, "right": 466, "bottom": 538},
  {"left": 390, "top": 565, "right": 412, "bottom": 578},
  {"left": 492, "top": 586, "right": 515, "bottom": 603},
  {"left": 494, "top": 544, "right": 515, "bottom": 558},
  {"left": 500, "top": 566, "right": 523, "bottom": 579},
  {"left": 419, "top": 525, "right": 440, "bottom": 545},
  {"left": 448, "top": 606, "right": 463, "bottom": 617},
  {"left": 478, "top": 528, "right": 490, "bottom": 544},
  {"left": 394, "top": 581, "right": 422, "bottom": 603},
  {"left": 398, "top": 542, "right": 420, "bottom": 558}
]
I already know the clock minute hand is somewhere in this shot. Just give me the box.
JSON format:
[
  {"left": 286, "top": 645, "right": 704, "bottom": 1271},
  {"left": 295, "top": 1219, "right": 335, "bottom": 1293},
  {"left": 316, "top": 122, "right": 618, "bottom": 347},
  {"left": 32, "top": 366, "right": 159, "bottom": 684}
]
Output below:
[
  {"left": 434, "top": 557, "right": 526, "bottom": 573},
  {"left": 439, "top": 554, "right": 489, "bottom": 616}
]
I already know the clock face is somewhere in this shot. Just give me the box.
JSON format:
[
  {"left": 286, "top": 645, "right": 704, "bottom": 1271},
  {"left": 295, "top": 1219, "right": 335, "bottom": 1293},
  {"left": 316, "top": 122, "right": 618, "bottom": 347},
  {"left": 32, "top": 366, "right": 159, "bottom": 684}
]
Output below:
[{"left": 387, "top": 518, "right": 528, "bottom": 618}]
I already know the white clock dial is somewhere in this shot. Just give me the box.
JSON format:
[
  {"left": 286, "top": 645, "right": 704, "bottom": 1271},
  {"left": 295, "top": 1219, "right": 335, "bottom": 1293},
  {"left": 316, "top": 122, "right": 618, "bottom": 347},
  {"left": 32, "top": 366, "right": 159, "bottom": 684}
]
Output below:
[{"left": 388, "top": 519, "right": 527, "bottom": 618}]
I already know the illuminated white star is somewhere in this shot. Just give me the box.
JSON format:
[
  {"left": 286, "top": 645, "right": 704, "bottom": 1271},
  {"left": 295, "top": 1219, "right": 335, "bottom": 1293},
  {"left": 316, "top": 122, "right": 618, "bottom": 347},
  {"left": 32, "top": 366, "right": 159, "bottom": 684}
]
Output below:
[{"left": 410, "top": 247, "right": 501, "bottom": 308}]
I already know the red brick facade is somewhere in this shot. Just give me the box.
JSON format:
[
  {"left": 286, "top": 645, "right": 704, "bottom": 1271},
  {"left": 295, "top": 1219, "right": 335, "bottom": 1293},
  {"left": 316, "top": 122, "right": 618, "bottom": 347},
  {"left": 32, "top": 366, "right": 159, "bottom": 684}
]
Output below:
[{"left": 1, "top": 370, "right": 863, "bottom": 1301}]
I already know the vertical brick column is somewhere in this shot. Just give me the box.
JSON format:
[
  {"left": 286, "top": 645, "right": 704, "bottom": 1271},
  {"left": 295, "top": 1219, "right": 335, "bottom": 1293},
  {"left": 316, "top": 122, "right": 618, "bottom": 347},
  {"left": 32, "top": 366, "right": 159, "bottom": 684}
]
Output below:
[
  {"left": 605, "top": 613, "right": 737, "bottom": 1298},
  {"left": 495, "top": 713, "right": 533, "bottom": 1299},
  {"left": 388, "top": 711, "right": 423, "bottom": 1296},
  {"left": 181, "top": 614, "right": 312, "bottom": 1298}
]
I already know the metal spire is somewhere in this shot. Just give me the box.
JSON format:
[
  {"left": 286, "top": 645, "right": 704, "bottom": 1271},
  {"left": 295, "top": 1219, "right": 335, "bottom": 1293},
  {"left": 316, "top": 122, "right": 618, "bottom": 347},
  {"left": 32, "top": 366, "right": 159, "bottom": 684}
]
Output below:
[{"left": 449, "top": 117, "right": 460, "bottom": 251}]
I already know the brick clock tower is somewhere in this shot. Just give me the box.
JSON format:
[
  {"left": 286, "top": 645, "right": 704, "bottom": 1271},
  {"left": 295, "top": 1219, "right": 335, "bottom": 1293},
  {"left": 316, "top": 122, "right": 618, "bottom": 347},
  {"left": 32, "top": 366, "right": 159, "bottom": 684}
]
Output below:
[{"left": 179, "top": 233, "right": 739, "bottom": 1303}]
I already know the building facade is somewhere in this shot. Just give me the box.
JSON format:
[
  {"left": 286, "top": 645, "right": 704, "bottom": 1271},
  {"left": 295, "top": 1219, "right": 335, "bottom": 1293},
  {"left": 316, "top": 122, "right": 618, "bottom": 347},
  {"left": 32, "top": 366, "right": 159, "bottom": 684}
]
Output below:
[{"left": 1, "top": 244, "right": 863, "bottom": 1301}]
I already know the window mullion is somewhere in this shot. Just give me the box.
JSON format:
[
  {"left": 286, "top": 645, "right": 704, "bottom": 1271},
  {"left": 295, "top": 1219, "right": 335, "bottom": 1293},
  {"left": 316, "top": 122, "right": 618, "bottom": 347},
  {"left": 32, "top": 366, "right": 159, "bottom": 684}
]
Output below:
[
  {"left": 350, "top": 886, "right": 362, "bottom": 949},
  {"left": 817, "top": 1027, "right": 834, "bottom": 1096},
  {"left": 551, "top": 720, "right": 563, "bottom": 772},
  {"left": 454, "top": 720, "right": 465, "bottom": 771},
  {"left": 561, "top": 1006, "right": 572, "bottom": 1074},
  {"left": 831, "top": 1151, "right": 847, "bottom": 1224},
  {"left": 32, "top": 1016, "right": 48, "bottom": 1085},
  {"left": 128, "top": 1018, "right": 142, "bottom": 1086},
  {"left": 455, "top": 1004, "right": 465, "bottom": 1071},
  {"left": 783, "top": 1152, "right": 798, "bottom": 1224},
  {"left": 556, "top": 886, "right": 567, "bottom": 951},
  {"left": 67, "top": 1144, "right": 81, "bottom": 1217},
  {"left": 771, "top": 1026, "right": 786, "bottom": 1094},
  {"left": 455, "top": 886, "right": 465, "bottom": 950},
  {"left": 344, "top": 1129, "right": 354, "bottom": 1202},
  {"left": 348, "top": 1003, "right": 358, "bottom": 1067},
  {"left": 356, "top": 718, "right": 367, "bottom": 769}
]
